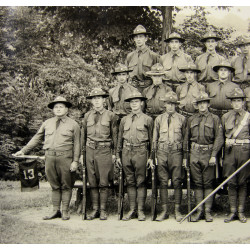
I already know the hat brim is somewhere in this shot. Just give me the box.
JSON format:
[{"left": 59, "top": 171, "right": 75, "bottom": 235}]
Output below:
[
  {"left": 237, "top": 42, "right": 250, "bottom": 46},
  {"left": 179, "top": 68, "right": 201, "bottom": 73},
  {"left": 164, "top": 100, "right": 180, "bottom": 104},
  {"left": 146, "top": 71, "right": 165, "bottom": 76},
  {"left": 125, "top": 96, "right": 147, "bottom": 102},
  {"left": 86, "top": 94, "right": 109, "bottom": 99},
  {"left": 164, "top": 37, "right": 185, "bottom": 43},
  {"left": 111, "top": 69, "right": 133, "bottom": 75},
  {"left": 213, "top": 65, "right": 235, "bottom": 73},
  {"left": 129, "top": 32, "right": 151, "bottom": 38},
  {"left": 195, "top": 98, "right": 212, "bottom": 103},
  {"left": 226, "top": 96, "right": 246, "bottom": 100},
  {"left": 48, "top": 101, "right": 72, "bottom": 109},
  {"left": 200, "top": 37, "right": 221, "bottom": 43}
]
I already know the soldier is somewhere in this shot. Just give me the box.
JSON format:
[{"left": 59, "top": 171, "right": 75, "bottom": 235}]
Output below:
[
  {"left": 222, "top": 88, "right": 250, "bottom": 223},
  {"left": 108, "top": 63, "right": 138, "bottom": 120},
  {"left": 183, "top": 92, "right": 224, "bottom": 222},
  {"left": 116, "top": 92, "right": 153, "bottom": 221},
  {"left": 152, "top": 91, "right": 186, "bottom": 222},
  {"left": 177, "top": 63, "right": 205, "bottom": 117},
  {"left": 80, "top": 88, "right": 119, "bottom": 220},
  {"left": 14, "top": 96, "right": 80, "bottom": 220},
  {"left": 244, "top": 79, "right": 250, "bottom": 112},
  {"left": 206, "top": 61, "right": 239, "bottom": 117},
  {"left": 126, "top": 25, "right": 159, "bottom": 93},
  {"left": 160, "top": 32, "right": 193, "bottom": 89},
  {"left": 142, "top": 63, "right": 172, "bottom": 119},
  {"left": 232, "top": 35, "right": 250, "bottom": 89},
  {"left": 195, "top": 31, "right": 225, "bottom": 84}
]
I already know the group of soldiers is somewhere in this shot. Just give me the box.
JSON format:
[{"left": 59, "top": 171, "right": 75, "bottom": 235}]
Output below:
[{"left": 14, "top": 25, "right": 250, "bottom": 224}]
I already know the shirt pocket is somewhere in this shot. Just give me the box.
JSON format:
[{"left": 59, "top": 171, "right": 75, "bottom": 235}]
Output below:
[
  {"left": 86, "top": 117, "right": 95, "bottom": 135},
  {"left": 190, "top": 120, "right": 199, "bottom": 136},
  {"left": 142, "top": 57, "right": 153, "bottom": 71},
  {"left": 61, "top": 129, "right": 73, "bottom": 138},
  {"left": 128, "top": 57, "right": 137, "bottom": 70},
  {"left": 136, "top": 125, "right": 148, "bottom": 142},
  {"left": 209, "top": 88, "right": 217, "bottom": 98},
  {"left": 204, "top": 122, "right": 214, "bottom": 140},
  {"left": 100, "top": 118, "right": 111, "bottom": 136}
]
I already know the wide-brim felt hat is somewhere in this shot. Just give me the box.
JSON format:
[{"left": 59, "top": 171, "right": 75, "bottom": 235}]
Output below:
[
  {"left": 111, "top": 63, "right": 133, "bottom": 75},
  {"left": 86, "top": 88, "right": 109, "bottom": 99},
  {"left": 194, "top": 93, "right": 212, "bottom": 103},
  {"left": 226, "top": 88, "right": 246, "bottom": 99},
  {"left": 160, "top": 91, "right": 180, "bottom": 104},
  {"left": 145, "top": 63, "right": 165, "bottom": 76},
  {"left": 48, "top": 96, "right": 72, "bottom": 109},
  {"left": 164, "top": 32, "right": 185, "bottom": 43},
  {"left": 236, "top": 35, "right": 250, "bottom": 46},
  {"left": 129, "top": 25, "right": 151, "bottom": 38},
  {"left": 200, "top": 31, "right": 221, "bottom": 42},
  {"left": 212, "top": 61, "right": 235, "bottom": 73},
  {"left": 179, "top": 63, "right": 201, "bottom": 73},
  {"left": 124, "top": 92, "right": 147, "bottom": 102}
]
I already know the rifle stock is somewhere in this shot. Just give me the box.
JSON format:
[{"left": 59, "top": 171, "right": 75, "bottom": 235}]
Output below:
[
  {"left": 81, "top": 157, "right": 87, "bottom": 220},
  {"left": 118, "top": 164, "right": 124, "bottom": 220},
  {"left": 12, "top": 154, "right": 45, "bottom": 160},
  {"left": 186, "top": 146, "right": 191, "bottom": 222},
  {"left": 151, "top": 156, "right": 157, "bottom": 221}
]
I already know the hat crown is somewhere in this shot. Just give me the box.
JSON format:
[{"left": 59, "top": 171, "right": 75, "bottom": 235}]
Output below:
[
  {"left": 185, "top": 63, "right": 198, "bottom": 71},
  {"left": 53, "top": 96, "right": 67, "bottom": 102},
  {"left": 89, "top": 88, "right": 106, "bottom": 96},
  {"left": 204, "top": 31, "right": 217, "bottom": 38},
  {"left": 196, "top": 92, "right": 211, "bottom": 103},
  {"left": 164, "top": 91, "right": 178, "bottom": 102},
  {"left": 151, "top": 63, "right": 164, "bottom": 72},
  {"left": 216, "top": 60, "right": 232, "bottom": 68},
  {"left": 169, "top": 32, "right": 181, "bottom": 39},
  {"left": 113, "top": 63, "right": 129, "bottom": 73},
  {"left": 228, "top": 88, "right": 245, "bottom": 98},
  {"left": 133, "top": 25, "right": 147, "bottom": 34},
  {"left": 237, "top": 34, "right": 250, "bottom": 45}
]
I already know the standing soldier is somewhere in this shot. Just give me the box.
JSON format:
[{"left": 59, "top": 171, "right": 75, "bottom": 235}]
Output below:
[
  {"left": 81, "top": 88, "right": 119, "bottom": 220},
  {"left": 232, "top": 35, "right": 250, "bottom": 89},
  {"left": 160, "top": 32, "right": 193, "bottom": 90},
  {"left": 142, "top": 63, "right": 172, "bottom": 119},
  {"left": 222, "top": 88, "right": 250, "bottom": 223},
  {"left": 195, "top": 31, "right": 225, "bottom": 84},
  {"left": 183, "top": 92, "right": 224, "bottom": 222},
  {"left": 116, "top": 92, "right": 153, "bottom": 221},
  {"left": 14, "top": 96, "right": 80, "bottom": 220},
  {"left": 152, "top": 91, "right": 186, "bottom": 222},
  {"left": 126, "top": 25, "right": 159, "bottom": 93},
  {"left": 176, "top": 63, "right": 205, "bottom": 117},
  {"left": 108, "top": 63, "right": 138, "bottom": 121}
]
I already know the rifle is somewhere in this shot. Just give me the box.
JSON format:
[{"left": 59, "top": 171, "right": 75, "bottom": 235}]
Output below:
[
  {"left": 12, "top": 154, "right": 45, "bottom": 160},
  {"left": 81, "top": 155, "right": 87, "bottom": 220},
  {"left": 117, "top": 162, "right": 124, "bottom": 220},
  {"left": 180, "top": 158, "right": 250, "bottom": 223},
  {"left": 185, "top": 146, "right": 191, "bottom": 222},
  {"left": 151, "top": 155, "right": 157, "bottom": 221}
]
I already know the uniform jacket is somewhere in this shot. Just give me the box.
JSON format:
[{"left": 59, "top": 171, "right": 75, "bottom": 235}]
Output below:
[{"left": 232, "top": 55, "right": 250, "bottom": 83}]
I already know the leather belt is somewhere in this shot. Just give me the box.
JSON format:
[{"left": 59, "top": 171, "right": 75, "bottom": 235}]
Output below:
[
  {"left": 209, "top": 107, "right": 229, "bottom": 116},
  {"left": 86, "top": 139, "right": 111, "bottom": 149},
  {"left": 46, "top": 150, "right": 69, "bottom": 156},
  {"left": 226, "top": 138, "right": 250, "bottom": 146},
  {"left": 123, "top": 141, "right": 148, "bottom": 149},
  {"left": 158, "top": 142, "right": 182, "bottom": 151},
  {"left": 191, "top": 142, "right": 213, "bottom": 151},
  {"left": 178, "top": 109, "right": 194, "bottom": 118}
]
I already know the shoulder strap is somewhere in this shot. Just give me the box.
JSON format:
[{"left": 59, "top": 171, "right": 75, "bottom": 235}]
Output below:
[{"left": 232, "top": 112, "right": 250, "bottom": 139}]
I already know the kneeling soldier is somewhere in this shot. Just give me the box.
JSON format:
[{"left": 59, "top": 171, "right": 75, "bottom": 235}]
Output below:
[
  {"left": 116, "top": 92, "right": 153, "bottom": 221},
  {"left": 183, "top": 92, "right": 224, "bottom": 222},
  {"left": 222, "top": 88, "right": 250, "bottom": 223},
  {"left": 152, "top": 91, "right": 186, "bottom": 221},
  {"left": 81, "top": 88, "right": 119, "bottom": 220}
]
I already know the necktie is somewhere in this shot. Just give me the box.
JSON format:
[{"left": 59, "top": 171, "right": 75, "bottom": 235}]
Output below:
[
  {"left": 132, "top": 114, "right": 136, "bottom": 122},
  {"left": 172, "top": 54, "right": 177, "bottom": 65},
  {"left": 199, "top": 115, "right": 206, "bottom": 143},
  {"left": 118, "top": 86, "right": 123, "bottom": 101},
  {"left": 94, "top": 112, "right": 100, "bottom": 124},
  {"left": 168, "top": 114, "right": 174, "bottom": 143},
  {"left": 138, "top": 50, "right": 143, "bottom": 79},
  {"left": 235, "top": 113, "right": 240, "bottom": 127},
  {"left": 243, "top": 56, "right": 248, "bottom": 81},
  {"left": 56, "top": 118, "right": 61, "bottom": 130},
  {"left": 206, "top": 53, "right": 211, "bottom": 64},
  {"left": 152, "top": 85, "right": 159, "bottom": 98}
]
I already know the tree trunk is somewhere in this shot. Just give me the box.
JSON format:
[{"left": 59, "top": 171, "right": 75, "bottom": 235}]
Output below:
[{"left": 161, "top": 6, "right": 173, "bottom": 55}]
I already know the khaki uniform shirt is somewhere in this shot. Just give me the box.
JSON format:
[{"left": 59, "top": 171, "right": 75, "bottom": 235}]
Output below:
[
  {"left": 232, "top": 55, "right": 250, "bottom": 83},
  {"left": 195, "top": 52, "right": 225, "bottom": 82},
  {"left": 22, "top": 116, "right": 80, "bottom": 162},
  {"left": 176, "top": 81, "right": 205, "bottom": 113},
  {"left": 159, "top": 50, "right": 193, "bottom": 82}
]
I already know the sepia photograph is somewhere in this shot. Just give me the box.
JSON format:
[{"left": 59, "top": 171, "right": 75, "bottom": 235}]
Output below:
[{"left": 1, "top": 0, "right": 250, "bottom": 244}]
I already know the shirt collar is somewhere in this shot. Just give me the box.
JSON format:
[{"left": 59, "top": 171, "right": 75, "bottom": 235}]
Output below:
[
  {"left": 199, "top": 110, "right": 210, "bottom": 117},
  {"left": 130, "top": 111, "right": 142, "bottom": 118},
  {"left": 170, "top": 50, "right": 181, "bottom": 57},
  {"left": 233, "top": 109, "right": 245, "bottom": 117},
  {"left": 93, "top": 108, "right": 105, "bottom": 114},
  {"left": 56, "top": 116, "right": 67, "bottom": 123},
  {"left": 136, "top": 46, "right": 148, "bottom": 54},
  {"left": 206, "top": 51, "right": 216, "bottom": 56}
]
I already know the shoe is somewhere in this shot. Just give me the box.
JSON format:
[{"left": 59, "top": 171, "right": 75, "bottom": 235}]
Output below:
[
  {"left": 62, "top": 210, "right": 70, "bottom": 220},
  {"left": 122, "top": 210, "right": 137, "bottom": 221},
  {"left": 191, "top": 210, "right": 203, "bottom": 222},
  {"left": 87, "top": 210, "right": 100, "bottom": 220},
  {"left": 43, "top": 210, "right": 61, "bottom": 220},
  {"left": 156, "top": 211, "right": 169, "bottom": 221},
  {"left": 100, "top": 210, "right": 108, "bottom": 220},
  {"left": 224, "top": 212, "right": 237, "bottom": 223},
  {"left": 205, "top": 211, "right": 213, "bottom": 222},
  {"left": 175, "top": 210, "right": 183, "bottom": 222},
  {"left": 138, "top": 210, "right": 146, "bottom": 221},
  {"left": 238, "top": 212, "right": 247, "bottom": 223}
]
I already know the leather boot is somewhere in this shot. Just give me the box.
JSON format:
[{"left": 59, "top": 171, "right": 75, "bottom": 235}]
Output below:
[
  {"left": 191, "top": 189, "right": 203, "bottom": 222},
  {"left": 137, "top": 186, "right": 147, "bottom": 221},
  {"left": 174, "top": 188, "right": 183, "bottom": 222},
  {"left": 156, "top": 188, "right": 169, "bottom": 221},
  {"left": 100, "top": 188, "right": 109, "bottom": 220},
  {"left": 204, "top": 189, "right": 213, "bottom": 222},
  {"left": 224, "top": 186, "right": 237, "bottom": 223},
  {"left": 87, "top": 188, "right": 100, "bottom": 220},
  {"left": 43, "top": 190, "right": 62, "bottom": 220},
  {"left": 238, "top": 184, "right": 247, "bottom": 223},
  {"left": 123, "top": 186, "right": 137, "bottom": 221},
  {"left": 61, "top": 189, "right": 72, "bottom": 220}
]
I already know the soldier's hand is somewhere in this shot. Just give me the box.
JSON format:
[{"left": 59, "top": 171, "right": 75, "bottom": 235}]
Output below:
[
  {"left": 70, "top": 161, "right": 79, "bottom": 172},
  {"left": 112, "top": 155, "right": 116, "bottom": 164},
  {"left": 13, "top": 150, "right": 25, "bottom": 157},
  {"left": 116, "top": 158, "right": 122, "bottom": 169},
  {"left": 147, "top": 159, "right": 155, "bottom": 170},
  {"left": 182, "top": 159, "right": 188, "bottom": 170},
  {"left": 79, "top": 155, "right": 84, "bottom": 165},
  {"left": 209, "top": 157, "right": 216, "bottom": 166}
]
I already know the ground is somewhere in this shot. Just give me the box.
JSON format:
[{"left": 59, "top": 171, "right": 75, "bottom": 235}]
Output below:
[{"left": 1, "top": 181, "right": 250, "bottom": 244}]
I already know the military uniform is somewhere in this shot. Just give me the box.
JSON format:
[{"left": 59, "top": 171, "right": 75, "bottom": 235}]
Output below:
[
  {"left": 81, "top": 88, "right": 119, "bottom": 220},
  {"left": 126, "top": 25, "right": 159, "bottom": 93},
  {"left": 116, "top": 92, "right": 153, "bottom": 221},
  {"left": 152, "top": 91, "right": 186, "bottom": 222},
  {"left": 222, "top": 88, "right": 250, "bottom": 223},
  {"left": 177, "top": 63, "right": 205, "bottom": 117},
  {"left": 244, "top": 86, "right": 250, "bottom": 112},
  {"left": 183, "top": 93, "right": 224, "bottom": 222},
  {"left": 18, "top": 96, "right": 80, "bottom": 220},
  {"left": 142, "top": 63, "right": 172, "bottom": 119},
  {"left": 195, "top": 31, "right": 225, "bottom": 83},
  {"left": 160, "top": 32, "right": 193, "bottom": 87}
]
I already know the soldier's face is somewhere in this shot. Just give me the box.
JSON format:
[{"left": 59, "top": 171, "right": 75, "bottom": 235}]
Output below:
[
  {"left": 185, "top": 71, "right": 196, "bottom": 83},
  {"left": 134, "top": 34, "right": 147, "bottom": 48},
  {"left": 116, "top": 72, "right": 128, "bottom": 84},
  {"left": 197, "top": 101, "right": 209, "bottom": 113},
  {"left": 152, "top": 75, "right": 163, "bottom": 85},
  {"left": 169, "top": 39, "right": 181, "bottom": 52},
  {"left": 165, "top": 103, "right": 176, "bottom": 114},
  {"left": 218, "top": 67, "right": 230, "bottom": 80},
  {"left": 130, "top": 99, "right": 143, "bottom": 112},
  {"left": 239, "top": 43, "right": 250, "bottom": 55},
  {"left": 91, "top": 96, "right": 105, "bottom": 109},
  {"left": 231, "top": 98, "right": 244, "bottom": 111},
  {"left": 53, "top": 103, "right": 68, "bottom": 117},
  {"left": 205, "top": 39, "right": 217, "bottom": 51}
]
